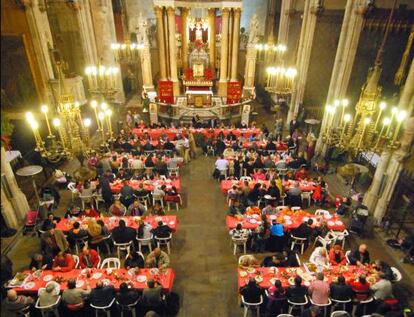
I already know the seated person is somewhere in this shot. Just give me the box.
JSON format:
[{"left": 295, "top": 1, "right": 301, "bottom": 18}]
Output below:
[
  {"left": 79, "top": 246, "right": 100, "bottom": 269},
  {"left": 370, "top": 272, "right": 393, "bottom": 300},
  {"left": 287, "top": 182, "right": 302, "bottom": 207},
  {"left": 152, "top": 202, "right": 165, "bottom": 216},
  {"left": 62, "top": 278, "right": 91, "bottom": 305},
  {"left": 41, "top": 213, "right": 61, "bottom": 231},
  {"left": 52, "top": 251, "right": 75, "bottom": 272},
  {"left": 287, "top": 276, "right": 308, "bottom": 303},
  {"left": 281, "top": 249, "right": 301, "bottom": 267},
  {"left": 66, "top": 221, "right": 88, "bottom": 248},
  {"left": 309, "top": 247, "right": 329, "bottom": 267},
  {"left": 329, "top": 244, "right": 347, "bottom": 266},
  {"left": 142, "top": 279, "right": 163, "bottom": 308},
  {"left": 79, "top": 205, "right": 100, "bottom": 218},
  {"left": 372, "top": 260, "right": 394, "bottom": 281},
  {"left": 38, "top": 282, "right": 60, "bottom": 307},
  {"left": 330, "top": 275, "right": 353, "bottom": 301},
  {"left": 30, "top": 253, "right": 53, "bottom": 270},
  {"left": 291, "top": 219, "right": 314, "bottom": 242},
  {"left": 151, "top": 221, "right": 172, "bottom": 238},
  {"left": 228, "top": 200, "right": 246, "bottom": 217},
  {"left": 348, "top": 244, "right": 370, "bottom": 266},
  {"left": 134, "top": 183, "right": 149, "bottom": 198},
  {"left": 295, "top": 167, "right": 309, "bottom": 181},
  {"left": 229, "top": 223, "right": 250, "bottom": 239},
  {"left": 261, "top": 253, "right": 286, "bottom": 267},
  {"left": 238, "top": 254, "right": 260, "bottom": 269},
  {"left": 64, "top": 205, "right": 82, "bottom": 219},
  {"left": 146, "top": 248, "right": 170, "bottom": 269},
  {"left": 112, "top": 219, "right": 136, "bottom": 244},
  {"left": 350, "top": 274, "right": 371, "bottom": 301},
  {"left": 127, "top": 199, "right": 147, "bottom": 217},
  {"left": 116, "top": 282, "right": 140, "bottom": 306},
  {"left": 4, "top": 289, "right": 34, "bottom": 313},
  {"left": 262, "top": 201, "right": 278, "bottom": 215},
  {"left": 109, "top": 199, "right": 127, "bottom": 217},
  {"left": 308, "top": 272, "right": 330, "bottom": 304},
  {"left": 240, "top": 277, "right": 264, "bottom": 303},
  {"left": 89, "top": 281, "right": 115, "bottom": 307},
  {"left": 125, "top": 252, "right": 145, "bottom": 269}
]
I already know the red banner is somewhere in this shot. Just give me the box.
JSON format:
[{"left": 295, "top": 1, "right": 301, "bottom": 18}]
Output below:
[
  {"left": 158, "top": 80, "right": 174, "bottom": 104},
  {"left": 227, "top": 81, "right": 242, "bottom": 104}
]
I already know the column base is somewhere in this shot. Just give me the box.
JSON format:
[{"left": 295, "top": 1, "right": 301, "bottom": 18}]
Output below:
[
  {"left": 10, "top": 191, "right": 30, "bottom": 221},
  {"left": 243, "top": 86, "right": 255, "bottom": 99},
  {"left": 218, "top": 81, "right": 228, "bottom": 97},
  {"left": 143, "top": 85, "right": 155, "bottom": 93},
  {"left": 364, "top": 192, "right": 379, "bottom": 212}
]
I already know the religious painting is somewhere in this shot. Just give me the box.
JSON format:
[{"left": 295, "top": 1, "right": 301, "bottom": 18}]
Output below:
[
  {"left": 193, "top": 63, "right": 204, "bottom": 77},
  {"left": 1, "top": 35, "right": 38, "bottom": 110},
  {"left": 194, "top": 96, "right": 203, "bottom": 107}
]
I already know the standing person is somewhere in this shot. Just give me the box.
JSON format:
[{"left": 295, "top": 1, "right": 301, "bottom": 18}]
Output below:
[
  {"left": 289, "top": 116, "right": 299, "bottom": 136},
  {"left": 99, "top": 176, "right": 113, "bottom": 211}
]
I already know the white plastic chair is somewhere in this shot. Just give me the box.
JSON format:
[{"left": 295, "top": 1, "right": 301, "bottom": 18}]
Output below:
[
  {"left": 73, "top": 236, "right": 89, "bottom": 255},
  {"left": 35, "top": 295, "right": 61, "bottom": 317},
  {"left": 116, "top": 299, "right": 139, "bottom": 317},
  {"left": 90, "top": 298, "right": 115, "bottom": 317},
  {"left": 241, "top": 295, "right": 263, "bottom": 317},
  {"left": 288, "top": 296, "right": 308, "bottom": 314},
  {"left": 113, "top": 241, "right": 133, "bottom": 259},
  {"left": 391, "top": 267, "right": 402, "bottom": 282},
  {"left": 72, "top": 254, "right": 80, "bottom": 269},
  {"left": 329, "top": 230, "right": 349, "bottom": 249},
  {"left": 331, "top": 298, "right": 351, "bottom": 312},
  {"left": 168, "top": 167, "right": 179, "bottom": 177},
  {"left": 301, "top": 192, "right": 312, "bottom": 208},
  {"left": 290, "top": 235, "right": 308, "bottom": 254},
  {"left": 310, "top": 297, "right": 332, "bottom": 317},
  {"left": 232, "top": 236, "right": 248, "bottom": 255},
  {"left": 11, "top": 305, "right": 31, "bottom": 317},
  {"left": 351, "top": 297, "right": 373, "bottom": 316},
  {"left": 280, "top": 193, "right": 287, "bottom": 205},
  {"left": 67, "top": 182, "right": 79, "bottom": 201},
  {"left": 137, "top": 194, "right": 150, "bottom": 209},
  {"left": 79, "top": 194, "right": 94, "bottom": 210},
  {"left": 296, "top": 253, "right": 302, "bottom": 266},
  {"left": 152, "top": 192, "right": 165, "bottom": 208},
  {"left": 345, "top": 250, "right": 351, "bottom": 264},
  {"left": 126, "top": 251, "right": 145, "bottom": 263},
  {"left": 100, "top": 257, "right": 121, "bottom": 269},
  {"left": 136, "top": 234, "right": 153, "bottom": 253},
  {"left": 240, "top": 176, "right": 252, "bottom": 182},
  {"left": 155, "top": 233, "right": 172, "bottom": 254},
  {"left": 167, "top": 194, "right": 182, "bottom": 211},
  {"left": 291, "top": 206, "right": 301, "bottom": 212},
  {"left": 94, "top": 193, "right": 105, "bottom": 210},
  {"left": 315, "top": 209, "right": 331, "bottom": 217},
  {"left": 313, "top": 232, "right": 337, "bottom": 249},
  {"left": 276, "top": 315, "right": 294, "bottom": 317},
  {"left": 331, "top": 311, "right": 349, "bottom": 317}
]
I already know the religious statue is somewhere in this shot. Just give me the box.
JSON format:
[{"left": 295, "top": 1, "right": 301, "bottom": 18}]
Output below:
[
  {"left": 248, "top": 14, "right": 259, "bottom": 44},
  {"left": 136, "top": 12, "right": 149, "bottom": 45},
  {"left": 195, "top": 25, "right": 203, "bottom": 42}
]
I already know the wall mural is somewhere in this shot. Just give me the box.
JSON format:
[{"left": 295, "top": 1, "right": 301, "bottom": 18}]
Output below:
[{"left": 1, "top": 35, "right": 38, "bottom": 110}]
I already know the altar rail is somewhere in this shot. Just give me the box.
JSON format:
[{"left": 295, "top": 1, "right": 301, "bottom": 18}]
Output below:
[{"left": 155, "top": 97, "right": 252, "bottom": 121}]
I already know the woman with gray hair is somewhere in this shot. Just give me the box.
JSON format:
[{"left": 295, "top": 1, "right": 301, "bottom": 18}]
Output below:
[{"left": 38, "top": 281, "right": 59, "bottom": 307}]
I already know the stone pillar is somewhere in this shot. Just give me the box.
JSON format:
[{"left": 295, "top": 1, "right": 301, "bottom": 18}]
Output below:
[
  {"left": 364, "top": 150, "right": 391, "bottom": 211},
  {"left": 278, "top": 0, "right": 293, "bottom": 45},
  {"left": 287, "top": 0, "right": 318, "bottom": 125},
  {"left": 141, "top": 44, "right": 154, "bottom": 92},
  {"left": 208, "top": 8, "right": 216, "bottom": 71},
  {"left": 230, "top": 8, "right": 241, "bottom": 81},
  {"left": 243, "top": 43, "right": 258, "bottom": 96},
  {"left": 181, "top": 7, "right": 190, "bottom": 70},
  {"left": 265, "top": 0, "right": 277, "bottom": 42},
  {"left": 218, "top": 8, "right": 230, "bottom": 96},
  {"left": 227, "top": 10, "right": 233, "bottom": 79},
  {"left": 89, "top": 0, "right": 125, "bottom": 101},
  {"left": 0, "top": 147, "right": 30, "bottom": 222},
  {"left": 76, "top": 0, "right": 98, "bottom": 66},
  {"left": 400, "top": 59, "right": 414, "bottom": 116},
  {"left": 24, "top": 0, "right": 55, "bottom": 104},
  {"left": 154, "top": 6, "right": 167, "bottom": 80},
  {"left": 1, "top": 187, "right": 19, "bottom": 229},
  {"left": 167, "top": 6, "right": 179, "bottom": 96}
]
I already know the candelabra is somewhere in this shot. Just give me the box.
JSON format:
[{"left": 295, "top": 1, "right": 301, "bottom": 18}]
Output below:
[
  {"left": 111, "top": 40, "right": 144, "bottom": 63},
  {"left": 26, "top": 64, "right": 93, "bottom": 164},
  {"left": 84, "top": 62, "right": 119, "bottom": 103}
]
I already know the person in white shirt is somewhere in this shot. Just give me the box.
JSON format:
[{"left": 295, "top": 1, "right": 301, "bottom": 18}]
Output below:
[
  {"left": 370, "top": 272, "right": 393, "bottom": 300},
  {"left": 215, "top": 155, "right": 229, "bottom": 171},
  {"left": 229, "top": 223, "right": 250, "bottom": 239},
  {"left": 309, "top": 246, "right": 329, "bottom": 267},
  {"left": 131, "top": 158, "right": 144, "bottom": 170}
]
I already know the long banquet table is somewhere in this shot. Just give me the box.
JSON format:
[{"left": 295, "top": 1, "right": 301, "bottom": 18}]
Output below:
[
  {"left": 9, "top": 268, "right": 175, "bottom": 294},
  {"left": 226, "top": 211, "right": 346, "bottom": 231},
  {"left": 56, "top": 215, "right": 178, "bottom": 233},
  {"left": 220, "top": 179, "right": 317, "bottom": 194},
  {"left": 131, "top": 128, "right": 262, "bottom": 140},
  {"left": 237, "top": 265, "right": 379, "bottom": 289},
  {"left": 110, "top": 179, "right": 181, "bottom": 194}
]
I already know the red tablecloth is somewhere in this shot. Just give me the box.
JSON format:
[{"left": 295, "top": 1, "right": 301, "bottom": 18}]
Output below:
[
  {"left": 237, "top": 265, "right": 378, "bottom": 289},
  {"left": 110, "top": 179, "right": 181, "bottom": 194},
  {"left": 11, "top": 268, "right": 175, "bottom": 294},
  {"left": 131, "top": 128, "right": 261, "bottom": 140},
  {"left": 55, "top": 215, "right": 178, "bottom": 233},
  {"left": 220, "top": 180, "right": 316, "bottom": 193},
  {"left": 226, "top": 211, "right": 346, "bottom": 231}
]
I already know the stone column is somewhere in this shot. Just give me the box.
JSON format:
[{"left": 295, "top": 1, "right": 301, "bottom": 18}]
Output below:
[
  {"left": 89, "top": 0, "right": 125, "bottom": 101},
  {"left": 141, "top": 44, "right": 154, "bottom": 92},
  {"left": 154, "top": 6, "right": 167, "bottom": 80},
  {"left": 243, "top": 43, "right": 257, "bottom": 96},
  {"left": 287, "top": 0, "right": 318, "bottom": 125},
  {"left": 24, "top": 1, "right": 55, "bottom": 104},
  {"left": 208, "top": 8, "right": 216, "bottom": 71},
  {"left": 278, "top": 0, "right": 294, "bottom": 45},
  {"left": 181, "top": 7, "right": 190, "bottom": 70},
  {"left": 166, "top": 6, "right": 179, "bottom": 96},
  {"left": 0, "top": 147, "right": 30, "bottom": 222},
  {"left": 400, "top": 59, "right": 414, "bottom": 116},
  {"left": 76, "top": 0, "right": 98, "bottom": 66},
  {"left": 218, "top": 8, "right": 230, "bottom": 96},
  {"left": 230, "top": 8, "right": 241, "bottom": 81},
  {"left": 1, "top": 187, "right": 19, "bottom": 229},
  {"left": 227, "top": 10, "right": 233, "bottom": 79}
]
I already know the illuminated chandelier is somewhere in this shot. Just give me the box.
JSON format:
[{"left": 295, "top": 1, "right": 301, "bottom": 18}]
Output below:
[
  {"left": 26, "top": 63, "right": 93, "bottom": 164},
  {"left": 84, "top": 61, "right": 119, "bottom": 102},
  {"left": 111, "top": 40, "right": 144, "bottom": 64},
  {"left": 256, "top": 43, "right": 297, "bottom": 96},
  {"left": 322, "top": 0, "right": 407, "bottom": 157}
]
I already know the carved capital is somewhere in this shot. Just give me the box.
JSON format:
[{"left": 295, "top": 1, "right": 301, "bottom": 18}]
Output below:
[
  {"left": 65, "top": 0, "right": 81, "bottom": 11},
  {"left": 166, "top": 6, "right": 175, "bottom": 16},
  {"left": 222, "top": 8, "right": 230, "bottom": 16},
  {"left": 233, "top": 8, "right": 242, "bottom": 16},
  {"left": 15, "top": 0, "right": 32, "bottom": 9},
  {"left": 154, "top": 6, "right": 164, "bottom": 16},
  {"left": 208, "top": 8, "right": 216, "bottom": 16}
]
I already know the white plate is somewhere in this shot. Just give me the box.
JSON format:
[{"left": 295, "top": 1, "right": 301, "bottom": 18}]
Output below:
[
  {"left": 106, "top": 269, "right": 113, "bottom": 275},
  {"left": 303, "top": 217, "right": 309, "bottom": 222},
  {"left": 240, "top": 271, "right": 248, "bottom": 277},
  {"left": 23, "top": 282, "right": 35, "bottom": 290},
  {"left": 43, "top": 275, "right": 53, "bottom": 282},
  {"left": 285, "top": 220, "right": 292, "bottom": 225},
  {"left": 92, "top": 272, "right": 103, "bottom": 279},
  {"left": 102, "top": 279, "right": 111, "bottom": 286},
  {"left": 304, "top": 281, "right": 310, "bottom": 286},
  {"left": 255, "top": 276, "right": 263, "bottom": 283},
  {"left": 324, "top": 214, "right": 332, "bottom": 219},
  {"left": 247, "top": 268, "right": 256, "bottom": 274},
  {"left": 249, "top": 219, "right": 257, "bottom": 224},
  {"left": 328, "top": 221, "right": 335, "bottom": 226},
  {"left": 288, "top": 277, "right": 295, "bottom": 285},
  {"left": 76, "top": 280, "right": 85, "bottom": 288},
  {"left": 269, "top": 267, "right": 279, "bottom": 273},
  {"left": 150, "top": 268, "right": 159, "bottom": 275},
  {"left": 169, "top": 221, "right": 175, "bottom": 226},
  {"left": 283, "top": 216, "right": 291, "bottom": 220},
  {"left": 137, "top": 275, "right": 147, "bottom": 283},
  {"left": 269, "top": 215, "right": 276, "bottom": 220},
  {"left": 335, "top": 221, "right": 343, "bottom": 226},
  {"left": 81, "top": 269, "right": 89, "bottom": 275}
]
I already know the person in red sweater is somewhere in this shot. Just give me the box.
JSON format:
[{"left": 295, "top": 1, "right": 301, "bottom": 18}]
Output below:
[
  {"left": 329, "top": 244, "right": 347, "bottom": 265},
  {"left": 350, "top": 275, "right": 371, "bottom": 301},
  {"left": 52, "top": 251, "right": 75, "bottom": 272},
  {"left": 79, "top": 246, "right": 100, "bottom": 269},
  {"left": 295, "top": 167, "right": 309, "bottom": 181},
  {"left": 79, "top": 205, "right": 100, "bottom": 218}
]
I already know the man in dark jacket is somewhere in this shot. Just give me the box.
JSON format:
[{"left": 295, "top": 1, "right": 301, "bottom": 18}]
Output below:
[
  {"left": 89, "top": 281, "right": 115, "bottom": 307},
  {"left": 112, "top": 220, "right": 136, "bottom": 244},
  {"left": 240, "top": 278, "right": 264, "bottom": 303},
  {"left": 151, "top": 221, "right": 172, "bottom": 239},
  {"left": 291, "top": 219, "right": 314, "bottom": 249},
  {"left": 287, "top": 276, "right": 308, "bottom": 303},
  {"left": 348, "top": 244, "right": 370, "bottom": 266},
  {"left": 330, "top": 275, "right": 353, "bottom": 301}
]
